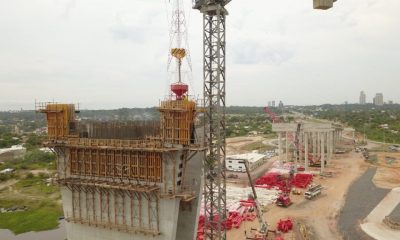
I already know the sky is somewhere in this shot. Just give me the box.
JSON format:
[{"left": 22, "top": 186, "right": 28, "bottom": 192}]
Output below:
[{"left": 0, "top": 0, "right": 399, "bottom": 110}]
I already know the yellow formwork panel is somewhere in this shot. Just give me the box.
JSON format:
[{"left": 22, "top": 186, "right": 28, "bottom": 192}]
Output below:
[
  {"left": 159, "top": 99, "right": 197, "bottom": 145},
  {"left": 42, "top": 104, "right": 77, "bottom": 139}
]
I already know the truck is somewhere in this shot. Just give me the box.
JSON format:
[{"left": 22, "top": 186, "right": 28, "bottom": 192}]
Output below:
[{"left": 304, "top": 184, "right": 322, "bottom": 200}]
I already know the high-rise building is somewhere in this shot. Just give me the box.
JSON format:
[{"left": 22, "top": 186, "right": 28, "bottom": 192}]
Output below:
[
  {"left": 374, "top": 93, "right": 384, "bottom": 106},
  {"left": 278, "top": 101, "right": 284, "bottom": 109},
  {"left": 359, "top": 91, "right": 366, "bottom": 105},
  {"left": 272, "top": 101, "right": 276, "bottom": 107}
]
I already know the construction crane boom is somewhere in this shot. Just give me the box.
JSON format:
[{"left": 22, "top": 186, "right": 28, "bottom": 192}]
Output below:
[{"left": 240, "top": 160, "right": 268, "bottom": 236}]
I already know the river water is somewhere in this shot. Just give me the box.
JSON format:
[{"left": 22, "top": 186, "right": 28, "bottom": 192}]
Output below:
[{"left": 0, "top": 220, "right": 66, "bottom": 240}]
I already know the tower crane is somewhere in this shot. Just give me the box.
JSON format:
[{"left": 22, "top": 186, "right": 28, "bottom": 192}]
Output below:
[{"left": 192, "top": 1, "right": 338, "bottom": 239}]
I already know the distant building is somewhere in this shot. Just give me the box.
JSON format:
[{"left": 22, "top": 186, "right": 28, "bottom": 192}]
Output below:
[
  {"left": 278, "top": 101, "right": 284, "bottom": 108},
  {"left": 226, "top": 153, "right": 267, "bottom": 172},
  {"left": 359, "top": 91, "right": 366, "bottom": 104},
  {"left": 272, "top": 101, "right": 276, "bottom": 107},
  {"left": 388, "top": 100, "right": 394, "bottom": 104},
  {"left": 374, "top": 93, "right": 384, "bottom": 106},
  {"left": 268, "top": 101, "right": 271, "bottom": 107}
]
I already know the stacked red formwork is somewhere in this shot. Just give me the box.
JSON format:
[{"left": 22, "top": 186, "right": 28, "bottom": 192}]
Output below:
[
  {"left": 196, "top": 199, "right": 258, "bottom": 240},
  {"left": 255, "top": 172, "right": 288, "bottom": 191},
  {"left": 291, "top": 173, "right": 313, "bottom": 188},
  {"left": 255, "top": 172, "right": 280, "bottom": 187},
  {"left": 277, "top": 218, "right": 293, "bottom": 233}
]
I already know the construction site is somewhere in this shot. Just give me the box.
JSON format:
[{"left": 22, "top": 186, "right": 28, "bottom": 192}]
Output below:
[{"left": 29, "top": 1, "right": 400, "bottom": 240}]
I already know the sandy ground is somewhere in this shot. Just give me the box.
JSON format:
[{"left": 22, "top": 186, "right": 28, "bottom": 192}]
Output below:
[
  {"left": 360, "top": 187, "right": 400, "bottom": 240},
  {"left": 227, "top": 151, "right": 368, "bottom": 240},
  {"left": 29, "top": 169, "right": 51, "bottom": 175},
  {"left": 372, "top": 152, "right": 400, "bottom": 189},
  {"left": 0, "top": 179, "right": 18, "bottom": 191},
  {"left": 226, "top": 136, "right": 266, "bottom": 155}
]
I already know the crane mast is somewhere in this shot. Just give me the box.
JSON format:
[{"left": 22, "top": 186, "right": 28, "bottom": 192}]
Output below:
[{"left": 193, "top": 1, "right": 231, "bottom": 239}]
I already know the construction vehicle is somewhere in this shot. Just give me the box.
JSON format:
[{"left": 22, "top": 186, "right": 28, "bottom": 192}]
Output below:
[
  {"left": 275, "top": 170, "right": 294, "bottom": 207},
  {"left": 240, "top": 160, "right": 276, "bottom": 240},
  {"left": 292, "top": 188, "right": 302, "bottom": 195},
  {"left": 304, "top": 184, "right": 322, "bottom": 200}
]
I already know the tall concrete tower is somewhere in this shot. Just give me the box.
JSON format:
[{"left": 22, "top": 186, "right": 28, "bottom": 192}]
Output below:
[
  {"left": 36, "top": 1, "right": 205, "bottom": 237},
  {"left": 359, "top": 91, "right": 366, "bottom": 104},
  {"left": 37, "top": 96, "right": 204, "bottom": 240}
]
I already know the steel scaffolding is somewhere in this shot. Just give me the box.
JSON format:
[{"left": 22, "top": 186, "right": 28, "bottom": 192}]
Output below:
[{"left": 194, "top": 1, "right": 230, "bottom": 239}]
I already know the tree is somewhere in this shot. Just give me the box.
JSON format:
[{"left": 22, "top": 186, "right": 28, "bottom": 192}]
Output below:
[{"left": 24, "top": 134, "right": 43, "bottom": 150}]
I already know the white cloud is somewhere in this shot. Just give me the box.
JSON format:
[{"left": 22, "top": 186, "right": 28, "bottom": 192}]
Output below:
[{"left": 0, "top": 0, "right": 399, "bottom": 110}]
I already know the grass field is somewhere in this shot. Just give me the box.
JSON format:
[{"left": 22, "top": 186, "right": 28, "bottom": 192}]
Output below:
[
  {"left": 14, "top": 175, "right": 60, "bottom": 195},
  {"left": 0, "top": 173, "right": 62, "bottom": 234},
  {"left": 0, "top": 198, "right": 63, "bottom": 234},
  {"left": 242, "top": 140, "right": 276, "bottom": 152}
]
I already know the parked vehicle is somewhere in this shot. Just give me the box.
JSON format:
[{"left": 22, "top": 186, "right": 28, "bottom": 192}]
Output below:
[{"left": 304, "top": 184, "right": 322, "bottom": 200}]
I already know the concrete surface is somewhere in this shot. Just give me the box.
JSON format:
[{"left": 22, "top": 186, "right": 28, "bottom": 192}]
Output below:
[
  {"left": 338, "top": 168, "right": 390, "bottom": 240},
  {"left": 176, "top": 152, "right": 204, "bottom": 240},
  {"left": 360, "top": 187, "right": 400, "bottom": 240},
  {"left": 388, "top": 202, "right": 400, "bottom": 223}
]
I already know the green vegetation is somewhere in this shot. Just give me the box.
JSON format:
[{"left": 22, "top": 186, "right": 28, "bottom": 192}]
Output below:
[
  {"left": 0, "top": 132, "right": 20, "bottom": 148},
  {"left": 366, "top": 154, "right": 378, "bottom": 164},
  {"left": 302, "top": 104, "right": 400, "bottom": 144},
  {"left": 241, "top": 141, "right": 276, "bottom": 152},
  {"left": 0, "top": 198, "right": 62, "bottom": 234},
  {"left": 0, "top": 111, "right": 45, "bottom": 133},
  {"left": 0, "top": 149, "right": 55, "bottom": 171},
  {"left": 24, "top": 133, "right": 45, "bottom": 150},
  {"left": 0, "top": 150, "right": 56, "bottom": 175},
  {"left": 0, "top": 169, "right": 61, "bottom": 234},
  {"left": 15, "top": 174, "right": 59, "bottom": 195},
  {"left": 0, "top": 173, "right": 16, "bottom": 182},
  {"left": 226, "top": 114, "right": 273, "bottom": 137}
]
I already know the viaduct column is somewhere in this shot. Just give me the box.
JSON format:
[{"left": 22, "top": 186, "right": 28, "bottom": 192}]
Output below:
[
  {"left": 326, "top": 132, "right": 331, "bottom": 164},
  {"left": 285, "top": 132, "right": 289, "bottom": 161},
  {"left": 329, "top": 131, "right": 334, "bottom": 161},
  {"left": 299, "top": 132, "right": 303, "bottom": 165},
  {"left": 321, "top": 132, "right": 325, "bottom": 173},
  {"left": 278, "top": 132, "right": 282, "bottom": 161},
  {"left": 313, "top": 132, "right": 316, "bottom": 163},
  {"left": 305, "top": 132, "right": 309, "bottom": 171}
]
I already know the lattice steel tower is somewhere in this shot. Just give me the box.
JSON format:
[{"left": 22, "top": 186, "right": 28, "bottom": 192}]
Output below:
[{"left": 194, "top": 1, "right": 231, "bottom": 239}]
